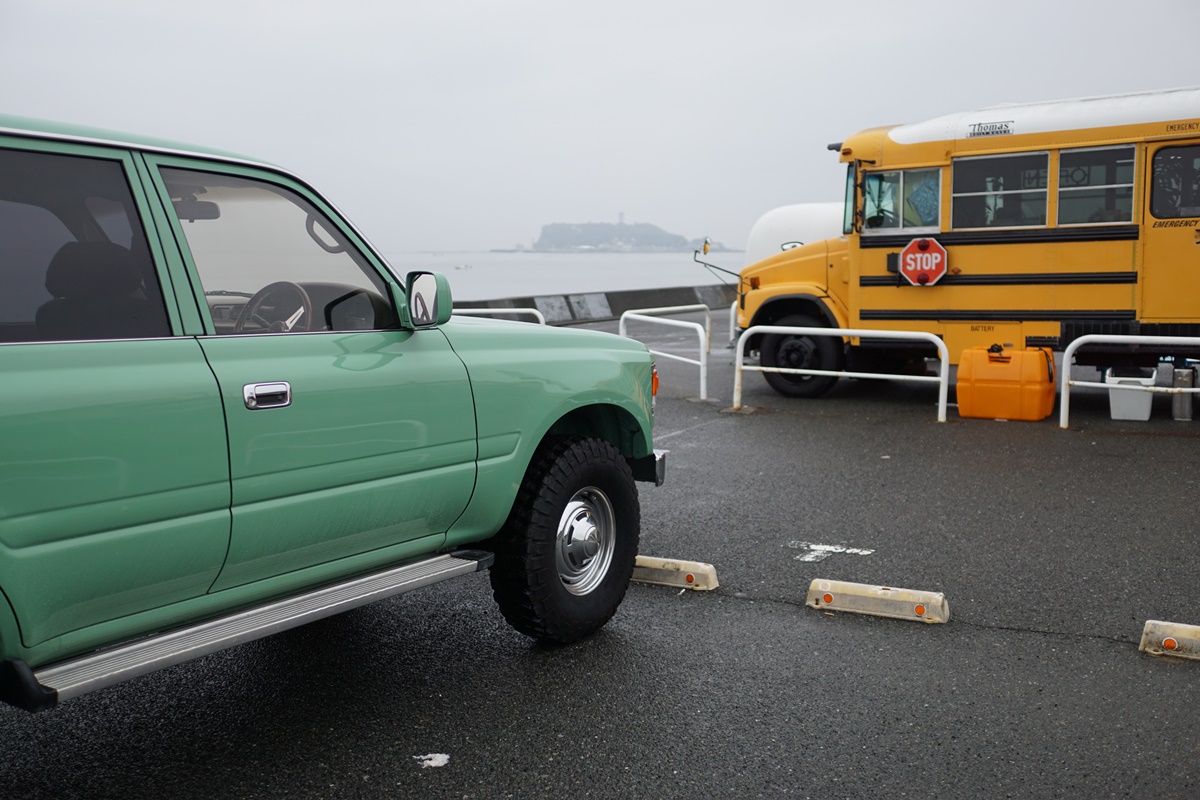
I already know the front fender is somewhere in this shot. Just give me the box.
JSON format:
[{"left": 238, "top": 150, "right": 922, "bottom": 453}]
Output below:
[
  {"left": 746, "top": 289, "right": 846, "bottom": 329},
  {"left": 437, "top": 317, "right": 655, "bottom": 546},
  {"left": 739, "top": 289, "right": 849, "bottom": 351}
]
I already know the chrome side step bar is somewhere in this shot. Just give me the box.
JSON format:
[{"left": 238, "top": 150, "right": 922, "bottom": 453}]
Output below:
[{"left": 1, "top": 550, "right": 492, "bottom": 712}]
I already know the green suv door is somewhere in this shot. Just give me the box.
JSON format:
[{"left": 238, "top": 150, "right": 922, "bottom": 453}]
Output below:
[
  {"left": 0, "top": 141, "right": 231, "bottom": 648},
  {"left": 148, "top": 159, "right": 478, "bottom": 590}
]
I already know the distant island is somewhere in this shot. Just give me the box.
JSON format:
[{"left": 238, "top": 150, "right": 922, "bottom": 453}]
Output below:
[{"left": 491, "top": 222, "right": 732, "bottom": 253}]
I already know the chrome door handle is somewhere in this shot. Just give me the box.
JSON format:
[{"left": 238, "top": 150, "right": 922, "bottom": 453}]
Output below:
[{"left": 243, "top": 382, "right": 292, "bottom": 410}]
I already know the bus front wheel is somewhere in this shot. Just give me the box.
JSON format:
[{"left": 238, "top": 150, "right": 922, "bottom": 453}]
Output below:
[{"left": 760, "top": 314, "right": 843, "bottom": 398}]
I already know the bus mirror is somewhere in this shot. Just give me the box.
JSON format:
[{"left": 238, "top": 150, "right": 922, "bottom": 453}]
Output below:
[{"left": 703, "top": 237, "right": 711, "bottom": 256}]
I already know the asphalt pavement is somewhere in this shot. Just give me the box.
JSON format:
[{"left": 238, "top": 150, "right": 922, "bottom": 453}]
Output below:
[{"left": 3, "top": 312, "right": 1199, "bottom": 799}]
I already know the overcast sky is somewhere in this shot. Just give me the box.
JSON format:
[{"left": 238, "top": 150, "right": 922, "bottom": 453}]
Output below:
[{"left": 1, "top": 1, "right": 1193, "bottom": 255}]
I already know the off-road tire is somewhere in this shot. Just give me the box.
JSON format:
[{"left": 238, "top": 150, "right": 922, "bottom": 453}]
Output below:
[{"left": 489, "top": 436, "right": 639, "bottom": 643}]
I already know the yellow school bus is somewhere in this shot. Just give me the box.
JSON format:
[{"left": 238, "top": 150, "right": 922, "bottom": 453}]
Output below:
[{"left": 737, "top": 86, "right": 1200, "bottom": 397}]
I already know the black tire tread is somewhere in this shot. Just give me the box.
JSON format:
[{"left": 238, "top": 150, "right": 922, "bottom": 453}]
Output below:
[
  {"left": 760, "top": 313, "right": 843, "bottom": 398},
  {"left": 488, "top": 435, "right": 639, "bottom": 643}
]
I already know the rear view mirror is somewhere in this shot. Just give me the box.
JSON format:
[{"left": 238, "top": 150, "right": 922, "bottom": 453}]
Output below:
[
  {"left": 172, "top": 198, "right": 220, "bottom": 221},
  {"left": 404, "top": 271, "right": 453, "bottom": 328}
]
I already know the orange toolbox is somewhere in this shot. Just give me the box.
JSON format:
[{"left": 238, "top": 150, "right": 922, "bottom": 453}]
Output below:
[{"left": 956, "top": 344, "right": 1056, "bottom": 421}]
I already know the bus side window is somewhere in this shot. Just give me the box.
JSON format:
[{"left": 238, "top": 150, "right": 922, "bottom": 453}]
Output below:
[
  {"left": 903, "top": 170, "right": 940, "bottom": 227},
  {"left": 863, "top": 169, "right": 940, "bottom": 231},
  {"left": 1151, "top": 145, "right": 1200, "bottom": 219},
  {"left": 1059, "top": 145, "right": 1135, "bottom": 225},
  {"left": 952, "top": 153, "right": 1048, "bottom": 229},
  {"left": 863, "top": 172, "right": 901, "bottom": 229}
]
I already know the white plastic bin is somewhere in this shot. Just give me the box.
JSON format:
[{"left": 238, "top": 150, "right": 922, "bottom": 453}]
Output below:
[{"left": 1106, "top": 367, "right": 1156, "bottom": 421}]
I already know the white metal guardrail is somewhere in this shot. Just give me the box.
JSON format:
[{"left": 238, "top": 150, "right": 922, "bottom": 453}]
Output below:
[
  {"left": 452, "top": 307, "right": 547, "bottom": 325},
  {"left": 729, "top": 301, "right": 738, "bottom": 347},
  {"left": 733, "top": 325, "right": 950, "bottom": 421},
  {"left": 1058, "top": 334, "right": 1200, "bottom": 428},
  {"left": 619, "top": 304, "right": 711, "bottom": 400}
]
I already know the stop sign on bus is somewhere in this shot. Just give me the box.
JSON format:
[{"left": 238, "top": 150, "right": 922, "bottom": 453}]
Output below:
[{"left": 899, "top": 238, "right": 948, "bottom": 286}]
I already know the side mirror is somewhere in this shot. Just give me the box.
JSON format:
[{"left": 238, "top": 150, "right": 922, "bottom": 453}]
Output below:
[
  {"left": 702, "top": 236, "right": 712, "bottom": 255},
  {"left": 403, "top": 271, "right": 453, "bottom": 328}
]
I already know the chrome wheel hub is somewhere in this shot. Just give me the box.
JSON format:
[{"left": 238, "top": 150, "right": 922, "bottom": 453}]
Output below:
[{"left": 556, "top": 487, "right": 616, "bottom": 596}]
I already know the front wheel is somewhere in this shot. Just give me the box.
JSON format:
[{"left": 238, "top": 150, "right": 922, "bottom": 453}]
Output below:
[
  {"left": 759, "top": 313, "right": 843, "bottom": 398},
  {"left": 489, "top": 436, "right": 640, "bottom": 643}
]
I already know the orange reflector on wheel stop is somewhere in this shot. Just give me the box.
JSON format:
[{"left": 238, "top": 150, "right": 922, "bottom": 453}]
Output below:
[
  {"left": 1140, "top": 620, "right": 1200, "bottom": 660},
  {"left": 631, "top": 556, "right": 718, "bottom": 591},
  {"left": 806, "top": 579, "right": 949, "bottom": 624}
]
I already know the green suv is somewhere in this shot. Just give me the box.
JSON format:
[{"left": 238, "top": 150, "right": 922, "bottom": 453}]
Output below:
[{"left": 0, "top": 116, "right": 663, "bottom": 712}]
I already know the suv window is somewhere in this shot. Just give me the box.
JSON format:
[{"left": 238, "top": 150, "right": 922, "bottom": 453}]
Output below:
[
  {"left": 0, "top": 148, "right": 169, "bottom": 343},
  {"left": 160, "top": 168, "right": 396, "bottom": 334}
]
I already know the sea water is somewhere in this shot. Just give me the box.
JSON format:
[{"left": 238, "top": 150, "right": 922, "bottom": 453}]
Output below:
[{"left": 385, "top": 250, "right": 738, "bottom": 302}]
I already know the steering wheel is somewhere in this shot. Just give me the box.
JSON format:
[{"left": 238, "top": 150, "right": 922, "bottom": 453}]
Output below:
[
  {"left": 234, "top": 281, "right": 314, "bottom": 334},
  {"left": 866, "top": 209, "right": 898, "bottom": 229}
]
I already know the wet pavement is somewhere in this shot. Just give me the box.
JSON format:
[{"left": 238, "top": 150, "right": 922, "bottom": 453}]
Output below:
[{"left": 3, "top": 311, "right": 1199, "bottom": 799}]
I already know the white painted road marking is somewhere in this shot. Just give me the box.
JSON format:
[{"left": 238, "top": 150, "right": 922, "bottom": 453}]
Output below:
[
  {"left": 655, "top": 419, "right": 727, "bottom": 442},
  {"left": 414, "top": 754, "right": 451, "bottom": 769},
  {"left": 786, "top": 541, "right": 875, "bottom": 562}
]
